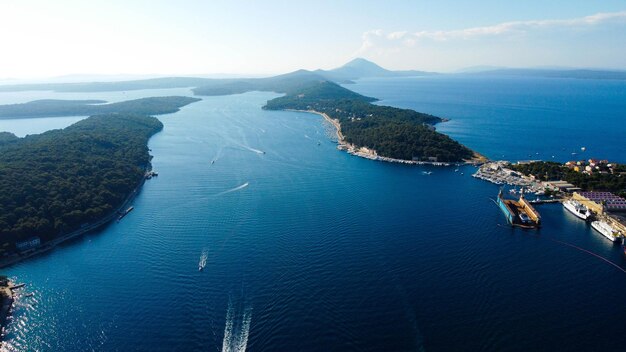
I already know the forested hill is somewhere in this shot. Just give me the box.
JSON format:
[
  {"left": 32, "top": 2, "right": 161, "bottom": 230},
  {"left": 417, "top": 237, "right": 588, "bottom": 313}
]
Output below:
[
  {"left": 262, "top": 81, "right": 473, "bottom": 162},
  {"left": 0, "top": 96, "right": 201, "bottom": 119},
  {"left": 0, "top": 114, "right": 163, "bottom": 248},
  {"left": 193, "top": 73, "right": 473, "bottom": 162}
]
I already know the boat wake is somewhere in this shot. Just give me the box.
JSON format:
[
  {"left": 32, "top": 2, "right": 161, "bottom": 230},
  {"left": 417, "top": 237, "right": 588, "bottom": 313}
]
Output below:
[
  {"left": 215, "top": 182, "right": 249, "bottom": 196},
  {"left": 247, "top": 147, "right": 265, "bottom": 155},
  {"left": 198, "top": 249, "right": 208, "bottom": 271},
  {"left": 222, "top": 298, "right": 252, "bottom": 352}
]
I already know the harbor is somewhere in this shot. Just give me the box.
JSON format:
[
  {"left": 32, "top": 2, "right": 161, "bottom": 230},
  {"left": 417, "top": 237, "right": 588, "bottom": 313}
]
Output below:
[{"left": 473, "top": 161, "right": 544, "bottom": 193}]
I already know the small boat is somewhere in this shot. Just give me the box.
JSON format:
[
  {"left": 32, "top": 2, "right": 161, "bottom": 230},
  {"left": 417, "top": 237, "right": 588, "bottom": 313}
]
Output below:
[
  {"left": 422, "top": 171, "right": 432, "bottom": 175},
  {"left": 519, "top": 213, "right": 530, "bottom": 224},
  {"left": 454, "top": 169, "right": 459, "bottom": 172},
  {"left": 211, "top": 160, "right": 215, "bottom": 164},
  {"left": 581, "top": 147, "right": 586, "bottom": 152},
  {"left": 117, "top": 206, "right": 134, "bottom": 222}
]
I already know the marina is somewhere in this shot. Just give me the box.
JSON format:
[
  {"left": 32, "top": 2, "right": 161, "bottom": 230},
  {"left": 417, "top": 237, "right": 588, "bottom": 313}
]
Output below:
[{"left": 473, "top": 161, "right": 544, "bottom": 193}]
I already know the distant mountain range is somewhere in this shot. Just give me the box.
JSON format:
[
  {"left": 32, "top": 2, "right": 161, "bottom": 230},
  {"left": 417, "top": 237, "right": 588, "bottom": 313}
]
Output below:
[
  {"left": 1, "top": 59, "right": 626, "bottom": 93},
  {"left": 460, "top": 68, "right": 626, "bottom": 80}
]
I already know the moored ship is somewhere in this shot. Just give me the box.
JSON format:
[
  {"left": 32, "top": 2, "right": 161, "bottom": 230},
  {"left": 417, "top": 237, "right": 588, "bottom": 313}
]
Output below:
[
  {"left": 563, "top": 199, "right": 592, "bottom": 220},
  {"left": 117, "top": 206, "right": 134, "bottom": 222},
  {"left": 590, "top": 220, "right": 621, "bottom": 242},
  {"left": 496, "top": 189, "right": 541, "bottom": 229}
]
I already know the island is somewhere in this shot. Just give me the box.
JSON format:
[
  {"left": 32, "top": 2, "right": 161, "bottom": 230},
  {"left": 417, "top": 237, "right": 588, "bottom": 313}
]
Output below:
[
  {"left": 192, "top": 71, "right": 477, "bottom": 163},
  {"left": 0, "top": 96, "right": 200, "bottom": 119},
  {"left": 0, "top": 96, "right": 200, "bottom": 267},
  {"left": 0, "top": 59, "right": 484, "bottom": 163}
]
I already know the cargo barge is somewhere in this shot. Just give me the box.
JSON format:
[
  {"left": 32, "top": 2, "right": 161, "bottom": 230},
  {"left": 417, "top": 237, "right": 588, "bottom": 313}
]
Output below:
[{"left": 497, "top": 189, "right": 541, "bottom": 229}]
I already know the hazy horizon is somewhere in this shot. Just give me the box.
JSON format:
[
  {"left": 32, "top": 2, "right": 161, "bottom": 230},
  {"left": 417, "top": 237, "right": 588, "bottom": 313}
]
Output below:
[{"left": 2, "top": 1, "right": 626, "bottom": 80}]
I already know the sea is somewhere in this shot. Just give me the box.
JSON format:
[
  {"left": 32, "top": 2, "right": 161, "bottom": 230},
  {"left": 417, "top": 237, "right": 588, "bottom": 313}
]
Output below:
[{"left": 1, "top": 76, "right": 626, "bottom": 351}]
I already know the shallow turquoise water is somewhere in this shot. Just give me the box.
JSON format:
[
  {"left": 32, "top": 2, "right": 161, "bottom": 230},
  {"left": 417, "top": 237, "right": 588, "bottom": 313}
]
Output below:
[{"left": 1, "top": 79, "right": 626, "bottom": 351}]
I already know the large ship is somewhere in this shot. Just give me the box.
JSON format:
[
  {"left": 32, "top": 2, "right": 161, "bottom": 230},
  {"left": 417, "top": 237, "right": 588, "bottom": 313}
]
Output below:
[
  {"left": 590, "top": 220, "right": 622, "bottom": 243},
  {"left": 563, "top": 199, "right": 592, "bottom": 220},
  {"left": 496, "top": 189, "right": 541, "bottom": 229}
]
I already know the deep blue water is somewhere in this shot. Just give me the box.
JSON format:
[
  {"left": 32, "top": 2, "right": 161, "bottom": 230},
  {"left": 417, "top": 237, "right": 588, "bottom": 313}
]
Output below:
[
  {"left": 349, "top": 76, "right": 626, "bottom": 163},
  {"left": 1, "top": 78, "right": 626, "bottom": 351}
]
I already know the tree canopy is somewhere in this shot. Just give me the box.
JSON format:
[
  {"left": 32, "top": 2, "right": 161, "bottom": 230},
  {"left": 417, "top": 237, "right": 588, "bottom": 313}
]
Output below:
[
  {"left": 0, "top": 114, "right": 162, "bottom": 247},
  {"left": 0, "top": 96, "right": 200, "bottom": 119}
]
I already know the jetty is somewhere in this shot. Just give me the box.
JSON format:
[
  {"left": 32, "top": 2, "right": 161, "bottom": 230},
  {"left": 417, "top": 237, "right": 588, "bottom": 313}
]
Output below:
[{"left": 497, "top": 189, "right": 542, "bottom": 229}]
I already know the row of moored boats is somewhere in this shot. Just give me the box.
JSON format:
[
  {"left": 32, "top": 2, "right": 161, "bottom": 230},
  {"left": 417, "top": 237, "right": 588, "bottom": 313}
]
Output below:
[{"left": 563, "top": 199, "right": 624, "bottom": 244}]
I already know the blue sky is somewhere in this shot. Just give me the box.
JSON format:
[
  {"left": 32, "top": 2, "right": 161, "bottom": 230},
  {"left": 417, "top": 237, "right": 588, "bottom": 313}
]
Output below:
[{"left": 1, "top": 0, "right": 625, "bottom": 78}]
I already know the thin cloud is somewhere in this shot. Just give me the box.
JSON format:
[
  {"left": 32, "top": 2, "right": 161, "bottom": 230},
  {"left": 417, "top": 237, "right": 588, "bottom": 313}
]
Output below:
[{"left": 358, "top": 10, "right": 626, "bottom": 52}]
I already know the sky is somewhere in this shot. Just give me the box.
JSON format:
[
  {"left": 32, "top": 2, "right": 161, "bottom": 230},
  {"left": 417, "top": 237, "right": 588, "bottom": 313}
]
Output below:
[{"left": 1, "top": 0, "right": 626, "bottom": 79}]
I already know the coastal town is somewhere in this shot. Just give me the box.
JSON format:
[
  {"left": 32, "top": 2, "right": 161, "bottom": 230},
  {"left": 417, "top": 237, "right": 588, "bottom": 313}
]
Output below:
[{"left": 474, "top": 159, "right": 626, "bottom": 246}]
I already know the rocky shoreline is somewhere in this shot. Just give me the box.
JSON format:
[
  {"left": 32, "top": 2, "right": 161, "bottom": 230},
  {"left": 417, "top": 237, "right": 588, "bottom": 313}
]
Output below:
[{"left": 0, "top": 277, "right": 14, "bottom": 345}]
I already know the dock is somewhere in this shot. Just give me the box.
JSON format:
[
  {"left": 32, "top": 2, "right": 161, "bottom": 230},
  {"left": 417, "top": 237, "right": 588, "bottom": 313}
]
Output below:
[
  {"left": 497, "top": 189, "right": 542, "bottom": 229},
  {"left": 529, "top": 198, "right": 562, "bottom": 205}
]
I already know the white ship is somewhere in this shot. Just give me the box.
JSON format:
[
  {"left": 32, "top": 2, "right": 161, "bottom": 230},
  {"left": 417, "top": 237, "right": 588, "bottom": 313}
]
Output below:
[
  {"left": 563, "top": 199, "right": 592, "bottom": 220},
  {"left": 591, "top": 220, "right": 621, "bottom": 242}
]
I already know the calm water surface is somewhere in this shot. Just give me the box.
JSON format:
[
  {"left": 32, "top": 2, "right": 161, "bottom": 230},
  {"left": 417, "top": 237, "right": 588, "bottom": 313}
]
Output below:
[
  {"left": 1, "top": 79, "right": 626, "bottom": 351},
  {"left": 349, "top": 76, "right": 626, "bottom": 163}
]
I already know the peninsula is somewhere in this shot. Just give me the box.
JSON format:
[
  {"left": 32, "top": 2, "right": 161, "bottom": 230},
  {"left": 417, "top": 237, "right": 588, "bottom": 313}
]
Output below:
[
  {"left": 0, "top": 96, "right": 199, "bottom": 266},
  {"left": 0, "top": 59, "right": 482, "bottom": 162},
  {"left": 0, "top": 96, "right": 200, "bottom": 119}
]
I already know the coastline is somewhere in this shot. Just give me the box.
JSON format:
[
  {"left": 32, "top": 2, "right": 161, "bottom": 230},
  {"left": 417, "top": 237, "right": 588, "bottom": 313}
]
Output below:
[
  {"left": 0, "top": 172, "right": 148, "bottom": 270},
  {"left": 287, "top": 109, "right": 486, "bottom": 166}
]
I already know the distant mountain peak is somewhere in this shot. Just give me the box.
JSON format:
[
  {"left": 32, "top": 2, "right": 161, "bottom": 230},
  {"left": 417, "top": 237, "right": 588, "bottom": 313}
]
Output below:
[
  {"left": 342, "top": 58, "right": 384, "bottom": 68},
  {"left": 320, "top": 58, "right": 435, "bottom": 82}
]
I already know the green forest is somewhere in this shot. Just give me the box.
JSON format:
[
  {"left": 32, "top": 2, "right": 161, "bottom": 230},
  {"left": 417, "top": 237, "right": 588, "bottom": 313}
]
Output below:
[
  {"left": 194, "top": 72, "right": 474, "bottom": 162},
  {"left": 0, "top": 96, "right": 200, "bottom": 119},
  {"left": 0, "top": 113, "right": 163, "bottom": 248},
  {"left": 262, "top": 81, "right": 473, "bottom": 162}
]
